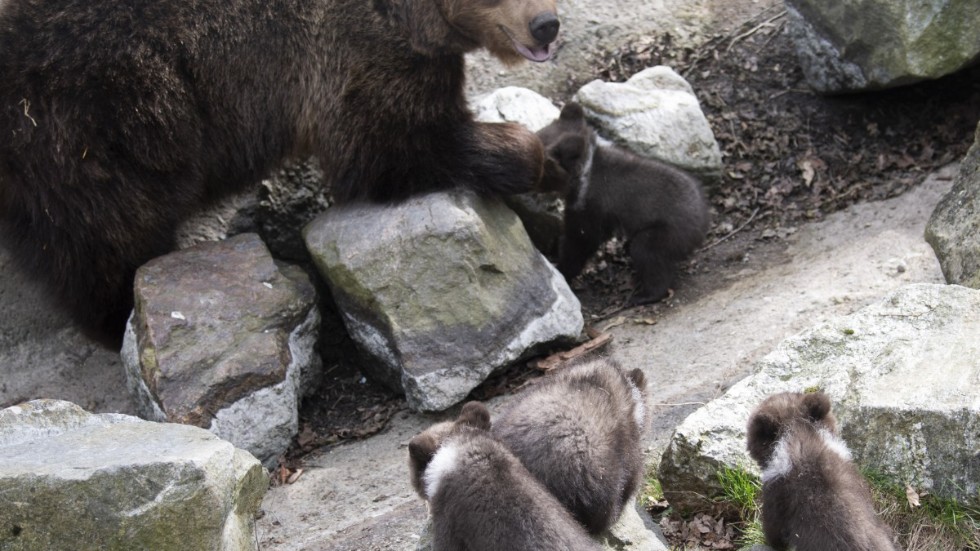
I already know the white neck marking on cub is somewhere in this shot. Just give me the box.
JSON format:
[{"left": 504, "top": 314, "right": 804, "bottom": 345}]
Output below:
[
  {"left": 762, "top": 428, "right": 853, "bottom": 484},
  {"left": 571, "top": 136, "right": 598, "bottom": 211},
  {"left": 818, "top": 428, "right": 852, "bottom": 461},
  {"left": 762, "top": 438, "right": 793, "bottom": 483},
  {"left": 424, "top": 442, "right": 459, "bottom": 500},
  {"left": 626, "top": 379, "right": 646, "bottom": 430}
]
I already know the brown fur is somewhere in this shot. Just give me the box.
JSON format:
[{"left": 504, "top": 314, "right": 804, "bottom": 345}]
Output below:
[
  {"left": 537, "top": 103, "right": 709, "bottom": 304},
  {"left": 746, "top": 391, "right": 900, "bottom": 551},
  {"left": 491, "top": 356, "right": 649, "bottom": 534},
  {"left": 0, "top": 0, "right": 558, "bottom": 344},
  {"left": 408, "top": 402, "right": 600, "bottom": 551}
]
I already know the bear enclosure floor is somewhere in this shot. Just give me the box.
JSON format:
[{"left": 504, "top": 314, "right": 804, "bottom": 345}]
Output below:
[
  {"left": 288, "top": 8, "right": 980, "bottom": 475},
  {"left": 266, "top": 6, "right": 979, "bottom": 550}
]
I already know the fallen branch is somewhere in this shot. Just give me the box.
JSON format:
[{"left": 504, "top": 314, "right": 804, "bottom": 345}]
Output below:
[{"left": 532, "top": 332, "right": 613, "bottom": 372}]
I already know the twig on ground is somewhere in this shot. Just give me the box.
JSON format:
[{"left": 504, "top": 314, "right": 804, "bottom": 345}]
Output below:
[
  {"left": 700, "top": 208, "right": 761, "bottom": 251},
  {"left": 532, "top": 332, "right": 613, "bottom": 371},
  {"left": 725, "top": 10, "right": 786, "bottom": 53}
]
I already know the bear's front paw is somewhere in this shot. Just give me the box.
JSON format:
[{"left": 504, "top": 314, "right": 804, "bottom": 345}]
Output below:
[{"left": 470, "top": 121, "right": 544, "bottom": 195}]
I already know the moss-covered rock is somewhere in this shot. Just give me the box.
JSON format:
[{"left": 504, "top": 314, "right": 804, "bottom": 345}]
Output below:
[
  {"left": 0, "top": 400, "right": 267, "bottom": 551},
  {"left": 303, "top": 190, "right": 583, "bottom": 411},
  {"left": 926, "top": 121, "right": 980, "bottom": 289},
  {"left": 785, "top": 0, "right": 980, "bottom": 92},
  {"left": 659, "top": 283, "right": 980, "bottom": 512}
]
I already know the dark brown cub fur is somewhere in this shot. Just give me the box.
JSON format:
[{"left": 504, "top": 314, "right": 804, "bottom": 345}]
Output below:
[
  {"left": 491, "top": 356, "right": 649, "bottom": 534},
  {"left": 536, "top": 102, "right": 710, "bottom": 305},
  {"left": 408, "top": 401, "right": 600, "bottom": 551},
  {"left": 0, "top": 0, "right": 558, "bottom": 343},
  {"left": 746, "top": 391, "right": 900, "bottom": 551}
]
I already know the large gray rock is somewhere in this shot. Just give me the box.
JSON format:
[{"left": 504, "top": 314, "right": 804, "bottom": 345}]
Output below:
[
  {"left": 0, "top": 400, "right": 267, "bottom": 551},
  {"left": 659, "top": 283, "right": 980, "bottom": 512},
  {"left": 785, "top": 0, "right": 980, "bottom": 93},
  {"left": 926, "top": 122, "right": 980, "bottom": 289},
  {"left": 122, "top": 233, "right": 320, "bottom": 467},
  {"left": 573, "top": 66, "right": 723, "bottom": 177},
  {"left": 304, "top": 190, "right": 583, "bottom": 412}
]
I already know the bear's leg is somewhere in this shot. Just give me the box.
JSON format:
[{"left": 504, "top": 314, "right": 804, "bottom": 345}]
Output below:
[
  {"left": 557, "top": 210, "right": 606, "bottom": 281},
  {"left": 2, "top": 176, "right": 190, "bottom": 347},
  {"left": 627, "top": 227, "right": 675, "bottom": 305},
  {"left": 463, "top": 121, "right": 545, "bottom": 195}
]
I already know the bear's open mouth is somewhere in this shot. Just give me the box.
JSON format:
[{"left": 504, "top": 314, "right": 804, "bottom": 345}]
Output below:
[{"left": 501, "top": 26, "right": 554, "bottom": 62}]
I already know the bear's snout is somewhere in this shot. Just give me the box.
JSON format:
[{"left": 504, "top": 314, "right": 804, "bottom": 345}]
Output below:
[{"left": 529, "top": 12, "right": 559, "bottom": 45}]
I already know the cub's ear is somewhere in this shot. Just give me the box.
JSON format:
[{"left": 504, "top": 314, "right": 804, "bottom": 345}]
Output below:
[
  {"left": 560, "top": 102, "right": 586, "bottom": 121},
  {"left": 746, "top": 411, "right": 780, "bottom": 465},
  {"left": 627, "top": 368, "right": 646, "bottom": 391},
  {"left": 458, "top": 401, "right": 491, "bottom": 431},
  {"left": 409, "top": 433, "right": 439, "bottom": 467},
  {"left": 802, "top": 391, "right": 832, "bottom": 422},
  {"left": 408, "top": 432, "right": 439, "bottom": 498},
  {"left": 538, "top": 157, "right": 571, "bottom": 193},
  {"left": 549, "top": 133, "right": 588, "bottom": 168}
]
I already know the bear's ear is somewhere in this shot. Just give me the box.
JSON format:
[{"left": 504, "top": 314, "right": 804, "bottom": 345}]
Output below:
[
  {"left": 560, "top": 102, "right": 586, "bottom": 122},
  {"left": 538, "top": 157, "right": 570, "bottom": 193},
  {"left": 386, "top": 0, "right": 466, "bottom": 55},
  {"left": 458, "top": 401, "right": 491, "bottom": 431},
  {"left": 627, "top": 368, "right": 646, "bottom": 391},
  {"left": 746, "top": 411, "right": 780, "bottom": 465},
  {"left": 802, "top": 391, "right": 832, "bottom": 423},
  {"left": 408, "top": 432, "right": 439, "bottom": 498},
  {"left": 549, "top": 133, "right": 588, "bottom": 168},
  {"left": 409, "top": 432, "right": 439, "bottom": 466}
]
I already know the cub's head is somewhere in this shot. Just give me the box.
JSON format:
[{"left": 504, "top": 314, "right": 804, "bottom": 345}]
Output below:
[
  {"left": 746, "top": 390, "right": 836, "bottom": 468},
  {"left": 536, "top": 102, "right": 596, "bottom": 193},
  {"left": 396, "top": 0, "right": 559, "bottom": 64},
  {"left": 407, "top": 401, "right": 492, "bottom": 499}
]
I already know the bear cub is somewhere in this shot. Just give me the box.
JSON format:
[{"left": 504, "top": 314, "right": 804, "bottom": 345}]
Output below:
[
  {"left": 537, "top": 103, "right": 710, "bottom": 304},
  {"left": 746, "top": 391, "right": 899, "bottom": 551},
  {"left": 491, "top": 356, "right": 649, "bottom": 534},
  {"left": 408, "top": 401, "right": 600, "bottom": 551}
]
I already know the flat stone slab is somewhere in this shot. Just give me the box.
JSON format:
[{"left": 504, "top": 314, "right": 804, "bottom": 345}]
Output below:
[{"left": 0, "top": 400, "right": 267, "bottom": 551}]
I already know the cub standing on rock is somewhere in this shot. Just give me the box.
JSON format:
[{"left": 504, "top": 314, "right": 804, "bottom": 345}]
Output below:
[
  {"left": 492, "top": 356, "right": 649, "bottom": 534},
  {"left": 0, "top": 0, "right": 560, "bottom": 345},
  {"left": 408, "top": 401, "right": 602, "bottom": 551},
  {"left": 746, "top": 391, "right": 900, "bottom": 551},
  {"left": 537, "top": 103, "right": 710, "bottom": 305}
]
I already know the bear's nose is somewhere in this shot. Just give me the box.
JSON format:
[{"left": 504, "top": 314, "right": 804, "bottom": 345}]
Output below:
[{"left": 529, "top": 13, "right": 559, "bottom": 44}]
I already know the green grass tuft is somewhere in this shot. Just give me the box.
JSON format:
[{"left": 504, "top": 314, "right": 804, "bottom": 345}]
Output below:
[
  {"left": 716, "top": 465, "right": 767, "bottom": 548},
  {"left": 717, "top": 465, "right": 761, "bottom": 516}
]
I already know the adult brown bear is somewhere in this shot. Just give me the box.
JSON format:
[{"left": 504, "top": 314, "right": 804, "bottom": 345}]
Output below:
[{"left": 0, "top": 0, "right": 559, "bottom": 345}]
